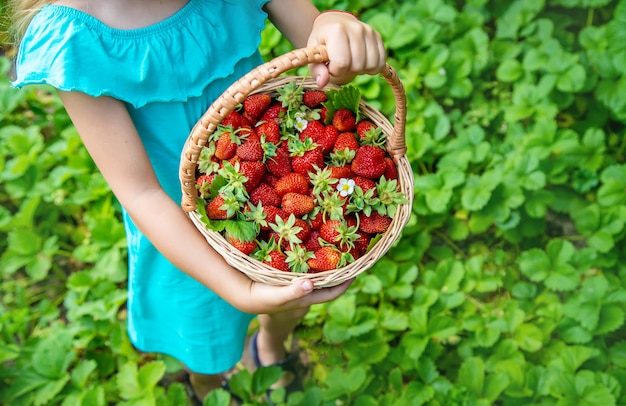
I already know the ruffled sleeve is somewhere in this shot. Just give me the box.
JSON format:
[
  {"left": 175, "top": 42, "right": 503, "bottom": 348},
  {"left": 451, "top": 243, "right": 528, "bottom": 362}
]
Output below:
[{"left": 12, "top": 0, "right": 270, "bottom": 108}]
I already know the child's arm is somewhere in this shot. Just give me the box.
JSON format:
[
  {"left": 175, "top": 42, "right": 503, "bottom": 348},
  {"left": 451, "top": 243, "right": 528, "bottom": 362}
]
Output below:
[
  {"left": 265, "top": 0, "right": 386, "bottom": 87},
  {"left": 57, "top": 91, "right": 353, "bottom": 314}
]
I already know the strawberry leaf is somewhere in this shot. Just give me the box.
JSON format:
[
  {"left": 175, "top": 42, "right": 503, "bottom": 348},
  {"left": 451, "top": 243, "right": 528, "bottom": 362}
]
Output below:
[
  {"left": 323, "top": 85, "right": 361, "bottom": 124},
  {"left": 223, "top": 220, "right": 257, "bottom": 242},
  {"left": 196, "top": 198, "right": 227, "bottom": 233}
]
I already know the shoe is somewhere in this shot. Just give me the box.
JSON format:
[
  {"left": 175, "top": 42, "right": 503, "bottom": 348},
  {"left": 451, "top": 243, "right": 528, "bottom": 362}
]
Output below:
[{"left": 248, "top": 331, "right": 305, "bottom": 403}]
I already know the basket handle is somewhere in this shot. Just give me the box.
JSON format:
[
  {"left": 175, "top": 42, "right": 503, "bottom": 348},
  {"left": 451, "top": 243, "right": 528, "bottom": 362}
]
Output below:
[{"left": 180, "top": 45, "right": 407, "bottom": 212}]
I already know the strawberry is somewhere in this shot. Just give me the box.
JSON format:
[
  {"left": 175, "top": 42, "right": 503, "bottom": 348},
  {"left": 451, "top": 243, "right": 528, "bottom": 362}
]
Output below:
[
  {"left": 214, "top": 127, "right": 240, "bottom": 160},
  {"left": 221, "top": 110, "right": 250, "bottom": 129},
  {"left": 303, "top": 90, "right": 327, "bottom": 108},
  {"left": 294, "top": 218, "right": 311, "bottom": 242},
  {"left": 281, "top": 192, "right": 315, "bottom": 217},
  {"left": 328, "top": 164, "right": 354, "bottom": 179},
  {"left": 319, "top": 219, "right": 342, "bottom": 245},
  {"left": 307, "top": 246, "right": 342, "bottom": 272},
  {"left": 318, "top": 125, "right": 339, "bottom": 154},
  {"left": 265, "top": 250, "right": 290, "bottom": 272},
  {"left": 206, "top": 195, "right": 230, "bottom": 220},
  {"left": 383, "top": 157, "right": 398, "bottom": 180},
  {"left": 356, "top": 120, "right": 378, "bottom": 139},
  {"left": 332, "top": 108, "right": 356, "bottom": 132},
  {"left": 333, "top": 132, "right": 360, "bottom": 153},
  {"left": 320, "top": 106, "right": 329, "bottom": 122},
  {"left": 359, "top": 211, "right": 392, "bottom": 234},
  {"left": 227, "top": 234, "right": 257, "bottom": 255},
  {"left": 291, "top": 148, "right": 324, "bottom": 176},
  {"left": 262, "top": 172, "right": 279, "bottom": 187},
  {"left": 256, "top": 120, "right": 281, "bottom": 144},
  {"left": 260, "top": 103, "right": 286, "bottom": 123},
  {"left": 243, "top": 93, "right": 272, "bottom": 121},
  {"left": 354, "top": 233, "right": 371, "bottom": 255},
  {"left": 239, "top": 161, "right": 266, "bottom": 192},
  {"left": 353, "top": 176, "right": 377, "bottom": 196},
  {"left": 303, "top": 230, "right": 322, "bottom": 252},
  {"left": 266, "top": 147, "right": 292, "bottom": 178},
  {"left": 249, "top": 183, "right": 281, "bottom": 207},
  {"left": 308, "top": 210, "right": 324, "bottom": 230},
  {"left": 299, "top": 120, "right": 325, "bottom": 143},
  {"left": 196, "top": 173, "right": 215, "bottom": 199},
  {"left": 236, "top": 131, "right": 264, "bottom": 161},
  {"left": 351, "top": 146, "right": 387, "bottom": 179},
  {"left": 261, "top": 206, "right": 287, "bottom": 231},
  {"left": 275, "top": 172, "right": 309, "bottom": 197}
]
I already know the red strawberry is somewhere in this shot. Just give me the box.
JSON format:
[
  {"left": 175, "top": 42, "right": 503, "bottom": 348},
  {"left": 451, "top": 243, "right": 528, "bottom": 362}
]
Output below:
[
  {"left": 261, "top": 206, "right": 287, "bottom": 230},
  {"left": 303, "top": 230, "right": 322, "bottom": 252},
  {"left": 239, "top": 161, "right": 266, "bottom": 192},
  {"left": 292, "top": 148, "right": 324, "bottom": 176},
  {"left": 359, "top": 211, "right": 392, "bottom": 234},
  {"left": 249, "top": 183, "right": 281, "bottom": 207},
  {"left": 332, "top": 109, "right": 356, "bottom": 132},
  {"left": 356, "top": 120, "right": 377, "bottom": 139},
  {"left": 294, "top": 218, "right": 311, "bottom": 242},
  {"left": 354, "top": 233, "right": 371, "bottom": 255},
  {"left": 307, "top": 246, "right": 342, "bottom": 272},
  {"left": 299, "top": 120, "right": 325, "bottom": 143},
  {"left": 264, "top": 250, "right": 290, "bottom": 272},
  {"left": 256, "top": 120, "right": 281, "bottom": 144},
  {"left": 196, "top": 173, "right": 215, "bottom": 198},
  {"left": 275, "top": 172, "right": 309, "bottom": 197},
  {"left": 318, "top": 125, "right": 339, "bottom": 154},
  {"left": 206, "top": 195, "right": 231, "bottom": 220},
  {"left": 243, "top": 93, "right": 272, "bottom": 121},
  {"left": 215, "top": 129, "right": 239, "bottom": 160},
  {"left": 320, "top": 106, "right": 329, "bottom": 122},
  {"left": 262, "top": 173, "right": 279, "bottom": 187},
  {"left": 266, "top": 147, "right": 292, "bottom": 177},
  {"left": 227, "top": 234, "right": 257, "bottom": 255},
  {"left": 236, "top": 132, "right": 264, "bottom": 161},
  {"left": 260, "top": 103, "right": 286, "bottom": 123},
  {"left": 351, "top": 146, "right": 387, "bottom": 179},
  {"left": 303, "top": 90, "right": 327, "bottom": 108},
  {"left": 328, "top": 165, "right": 354, "bottom": 179},
  {"left": 308, "top": 211, "right": 324, "bottom": 230},
  {"left": 319, "top": 219, "right": 342, "bottom": 245},
  {"left": 353, "top": 176, "right": 377, "bottom": 196},
  {"left": 221, "top": 110, "right": 250, "bottom": 129},
  {"left": 383, "top": 157, "right": 398, "bottom": 180},
  {"left": 333, "top": 132, "right": 360, "bottom": 153},
  {"left": 281, "top": 193, "right": 315, "bottom": 217}
]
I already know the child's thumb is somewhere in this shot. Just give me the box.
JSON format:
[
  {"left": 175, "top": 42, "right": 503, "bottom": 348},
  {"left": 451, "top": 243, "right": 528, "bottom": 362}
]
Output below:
[{"left": 291, "top": 278, "right": 314, "bottom": 299}]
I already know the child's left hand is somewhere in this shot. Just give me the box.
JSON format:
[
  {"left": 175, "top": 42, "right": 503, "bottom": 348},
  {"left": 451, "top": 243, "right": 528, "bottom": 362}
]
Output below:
[{"left": 307, "top": 11, "right": 386, "bottom": 87}]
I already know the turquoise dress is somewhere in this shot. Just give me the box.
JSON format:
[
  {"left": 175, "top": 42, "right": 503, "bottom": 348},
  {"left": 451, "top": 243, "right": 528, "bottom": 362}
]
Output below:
[{"left": 12, "top": 0, "right": 270, "bottom": 374}]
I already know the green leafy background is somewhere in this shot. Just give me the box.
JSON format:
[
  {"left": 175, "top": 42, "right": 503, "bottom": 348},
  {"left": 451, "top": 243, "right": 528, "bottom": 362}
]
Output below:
[{"left": 1, "top": 0, "right": 625, "bottom": 405}]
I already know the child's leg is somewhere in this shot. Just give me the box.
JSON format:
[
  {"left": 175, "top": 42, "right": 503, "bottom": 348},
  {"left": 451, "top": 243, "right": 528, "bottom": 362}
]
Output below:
[
  {"left": 186, "top": 371, "right": 223, "bottom": 400},
  {"left": 256, "top": 306, "right": 310, "bottom": 364}
]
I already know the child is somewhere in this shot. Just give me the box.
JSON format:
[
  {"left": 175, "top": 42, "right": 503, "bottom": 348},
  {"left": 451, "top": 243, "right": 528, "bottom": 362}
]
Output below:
[{"left": 9, "top": 0, "right": 386, "bottom": 401}]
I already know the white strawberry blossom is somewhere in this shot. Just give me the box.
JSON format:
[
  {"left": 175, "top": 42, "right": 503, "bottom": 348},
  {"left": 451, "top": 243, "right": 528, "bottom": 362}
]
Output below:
[
  {"left": 337, "top": 178, "right": 355, "bottom": 197},
  {"left": 295, "top": 117, "right": 308, "bottom": 132}
]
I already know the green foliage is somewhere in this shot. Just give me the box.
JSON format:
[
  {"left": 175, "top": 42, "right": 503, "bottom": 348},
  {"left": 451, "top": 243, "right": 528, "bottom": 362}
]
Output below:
[{"left": 2, "top": 0, "right": 626, "bottom": 405}]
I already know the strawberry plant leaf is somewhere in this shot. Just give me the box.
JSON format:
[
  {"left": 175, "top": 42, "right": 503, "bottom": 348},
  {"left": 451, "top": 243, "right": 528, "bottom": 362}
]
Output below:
[
  {"left": 322, "top": 85, "right": 361, "bottom": 122},
  {"left": 223, "top": 220, "right": 257, "bottom": 243}
]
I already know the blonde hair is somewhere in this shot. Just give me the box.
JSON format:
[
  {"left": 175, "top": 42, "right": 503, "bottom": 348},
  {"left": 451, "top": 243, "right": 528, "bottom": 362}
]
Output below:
[{"left": 4, "top": 0, "right": 50, "bottom": 46}]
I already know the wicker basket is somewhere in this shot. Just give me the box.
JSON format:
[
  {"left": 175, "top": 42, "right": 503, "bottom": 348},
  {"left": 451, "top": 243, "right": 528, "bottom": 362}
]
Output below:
[{"left": 179, "top": 46, "right": 413, "bottom": 288}]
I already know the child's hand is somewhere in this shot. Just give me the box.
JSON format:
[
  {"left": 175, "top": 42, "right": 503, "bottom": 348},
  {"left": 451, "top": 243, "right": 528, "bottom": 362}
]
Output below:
[
  {"left": 240, "top": 278, "right": 354, "bottom": 314},
  {"left": 307, "top": 11, "right": 386, "bottom": 87}
]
